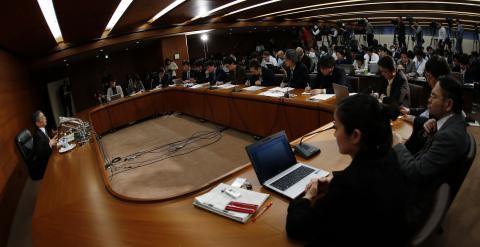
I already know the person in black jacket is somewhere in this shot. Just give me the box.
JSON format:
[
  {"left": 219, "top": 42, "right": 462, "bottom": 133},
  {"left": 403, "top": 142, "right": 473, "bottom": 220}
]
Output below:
[
  {"left": 223, "top": 56, "right": 247, "bottom": 85},
  {"left": 377, "top": 56, "right": 410, "bottom": 107},
  {"left": 247, "top": 59, "right": 276, "bottom": 86},
  {"left": 32, "top": 111, "right": 57, "bottom": 179},
  {"left": 158, "top": 67, "right": 172, "bottom": 88},
  {"left": 296, "top": 47, "right": 313, "bottom": 72},
  {"left": 205, "top": 60, "right": 227, "bottom": 85},
  {"left": 282, "top": 49, "right": 309, "bottom": 89},
  {"left": 181, "top": 61, "right": 198, "bottom": 82},
  {"left": 311, "top": 55, "right": 352, "bottom": 94},
  {"left": 286, "top": 94, "right": 408, "bottom": 246}
]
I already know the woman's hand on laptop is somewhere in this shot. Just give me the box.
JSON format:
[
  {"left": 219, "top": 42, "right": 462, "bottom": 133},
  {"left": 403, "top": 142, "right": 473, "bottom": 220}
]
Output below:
[{"left": 303, "top": 174, "right": 333, "bottom": 201}]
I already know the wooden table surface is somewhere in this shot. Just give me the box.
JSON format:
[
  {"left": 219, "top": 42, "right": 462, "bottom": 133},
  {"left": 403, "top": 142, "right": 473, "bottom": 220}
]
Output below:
[{"left": 32, "top": 84, "right": 412, "bottom": 247}]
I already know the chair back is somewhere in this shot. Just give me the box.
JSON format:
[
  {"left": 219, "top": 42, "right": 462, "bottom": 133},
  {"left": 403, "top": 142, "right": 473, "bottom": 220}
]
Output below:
[
  {"left": 408, "top": 83, "right": 425, "bottom": 108},
  {"left": 15, "top": 129, "right": 34, "bottom": 163},
  {"left": 448, "top": 133, "right": 476, "bottom": 202}
]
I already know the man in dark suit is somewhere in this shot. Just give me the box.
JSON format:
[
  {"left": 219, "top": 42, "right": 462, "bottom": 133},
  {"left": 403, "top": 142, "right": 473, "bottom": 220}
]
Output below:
[
  {"left": 311, "top": 55, "right": 352, "bottom": 94},
  {"left": 205, "top": 60, "right": 227, "bottom": 85},
  {"left": 247, "top": 59, "right": 276, "bottom": 86},
  {"left": 393, "top": 76, "right": 469, "bottom": 229},
  {"left": 32, "top": 111, "right": 57, "bottom": 179},
  {"left": 282, "top": 49, "right": 309, "bottom": 89},
  {"left": 181, "top": 61, "right": 198, "bottom": 82},
  {"left": 296, "top": 47, "right": 313, "bottom": 73},
  {"left": 377, "top": 56, "right": 410, "bottom": 107},
  {"left": 223, "top": 57, "right": 247, "bottom": 85}
]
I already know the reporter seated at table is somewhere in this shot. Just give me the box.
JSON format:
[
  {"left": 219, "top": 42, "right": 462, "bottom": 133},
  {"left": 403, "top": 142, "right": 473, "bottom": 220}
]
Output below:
[
  {"left": 352, "top": 54, "right": 368, "bottom": 72},
  {"left": 286, "top": 94, "right": 408, "bottom": 246},
  {"left": 281, "top": 49, "right": 309, "bottom": 89},
  {"left": 310, "top": 55, "right": 352, "bottom": 94},
  {"left": 192, "top": 60, "right": 207, "bottom": 84},
  {"left": 106, "top": 77, "right": 124, "bottom": 102},
  {"left": 205, "top": 60, "right": 227, "bottom": 85},
  {"left": 393, "top": 76, "right": 469, "bottom": 230},
  {"left": 32, "top": 111, "right": 58, "bottom": 179},
  {"left": 397, "top": 50, "right": 416, "bottom": 77},
  {"left": 377, "top": 56, "right": 410, "bottom": 107},
  {"left": 335, "top": 49, "right": 352, "bottom": 65},
  {"left": 157, "top": 67, "right": 172, "bottom": 88},
  {"left": 400, "top": 56, "right": 451, "bottom": 122},
  {"left": 181, "top": 61, "right": 197, "bottom": 83},
  {"left": 223, "top": 56, "right": 247, "bottom": 85},
  {"left": 127, "top": 74, "right": 145, "bottom": 94},
  {"left": 247, "top": 59, "right": 276, "bottom": 86}
]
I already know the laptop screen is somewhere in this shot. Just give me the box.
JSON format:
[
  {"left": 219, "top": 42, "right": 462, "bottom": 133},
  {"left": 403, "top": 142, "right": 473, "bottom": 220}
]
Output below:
[{"left": 245, "top": 131, "right": 297, "bottom": 184}]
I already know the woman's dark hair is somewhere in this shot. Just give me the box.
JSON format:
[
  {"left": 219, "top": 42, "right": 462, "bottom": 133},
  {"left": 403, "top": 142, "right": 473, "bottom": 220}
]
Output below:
[
  {"left": 425, "top": 56, "right": 450, "bottom": 79},
  {"left": 336, "top": 94, "right": 399, "bottom": 156},
  {"left": 438, "top": 76, "right": 463, "bottom": 114},
  {"left": 378, "top": 56, "right": 395, "bottom": 71},
  {"left": 285, "top": 49, "right": 299, "bottom": 64}
]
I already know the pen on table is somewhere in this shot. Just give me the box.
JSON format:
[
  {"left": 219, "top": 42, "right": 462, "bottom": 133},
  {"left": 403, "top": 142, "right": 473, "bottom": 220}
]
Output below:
[{"left": 251, "top": 201, "right": 273, "bottom": 223}]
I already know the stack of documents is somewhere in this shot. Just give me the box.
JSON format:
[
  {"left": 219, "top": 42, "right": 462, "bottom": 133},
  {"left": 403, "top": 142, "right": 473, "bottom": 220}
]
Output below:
[
  {"left": 193, "top": 183, "right": 269, "bottom": 223},
  {"left": 216, "top": 83, "right": 236, "bottom": 89},
  {"left": 309, "top": 94, "right": 335, "bottom": 101},
  {"left": 258, "top": 87, "right": 294, "bottom": 98}
]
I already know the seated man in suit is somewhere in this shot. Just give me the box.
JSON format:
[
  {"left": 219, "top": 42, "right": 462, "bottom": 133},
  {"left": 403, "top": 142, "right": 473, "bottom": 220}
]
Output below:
[
  {"left": 192, "top": 60, "right": 206, "bottom": 84},
  {"left": 310, "top": 55, "right": 352, "bottom": 94},
  {"left": 393, "top": 76, "right": 469, "bottom": 230},
  {"left": 158, "top": 67, "right": 172, "bottom": 88},
  {"left": 247, "top": 59, "right": 276, "bottom": 86},
  {"left": 106, "top": 78, "right": 124, "bottom": 102},
  {"left": 223, "top": 56, "right": 247, "bottom": 85},
  {"left": 181, "top": 61, "right": 197, "bottom": 83},
  {"left": 32, "top": 111, "right": 58, "bottom": 179},
  {"left": 377, "top": 56, "right": 410, "bottom": 107},
  {"left": 397, "top": 50, "right": 416, "bottom": 77},
  {"left": 281, "top": 49, "right": 309, "bottom": 89},
  {"left": 296, "top": 47, "right": 313, "bottom": 73},
  {"left": 205, "top": 60, "right": 227, "bottom": 85},
  {"left": 335, "top": 49, "right": 352, "bottom": 65}
]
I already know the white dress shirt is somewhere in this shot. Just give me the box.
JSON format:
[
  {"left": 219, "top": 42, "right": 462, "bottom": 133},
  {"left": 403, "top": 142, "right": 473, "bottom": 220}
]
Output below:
[
  {"left": 261, "top": 55, "right": 278, "bottom": 68},
  {"left": 413, "top": 57, "right": 427, "bottom": 76},
  {"left": 364, "top": 53, "right": 379, "bottom": 64}
]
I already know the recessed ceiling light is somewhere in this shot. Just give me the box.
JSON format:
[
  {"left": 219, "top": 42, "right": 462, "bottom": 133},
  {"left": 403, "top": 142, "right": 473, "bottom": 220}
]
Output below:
[
  {"left": 102, "top": 0, "right": 133, "bottom": 38},
  {"left": 148, "top": 0, "right": 187, "bottom": 24},
  {"left": 36, "top": 0, "right": 63, "bottom": 43},
  {"left": 190, "top": 0, "right": 246, "bottom": 22},
  {"left": 223, "top": 0, "right": 281, "bottom": 17}
]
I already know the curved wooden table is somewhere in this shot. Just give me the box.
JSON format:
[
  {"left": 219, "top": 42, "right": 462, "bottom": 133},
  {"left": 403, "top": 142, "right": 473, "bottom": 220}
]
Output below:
[{"left": 32, "top": 85, "right": 412, "bottom": 246}]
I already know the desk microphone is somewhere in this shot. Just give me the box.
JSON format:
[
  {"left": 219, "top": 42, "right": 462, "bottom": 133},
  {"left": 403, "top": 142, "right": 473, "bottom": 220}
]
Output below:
[{"left": 294, "top": 123, "right": 334, "bottom": 159}]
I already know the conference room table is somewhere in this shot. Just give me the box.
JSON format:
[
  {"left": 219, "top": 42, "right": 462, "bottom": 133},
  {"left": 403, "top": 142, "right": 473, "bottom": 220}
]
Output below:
[{"left": 32, "top": 84, "right": 413, "bottom": 247}]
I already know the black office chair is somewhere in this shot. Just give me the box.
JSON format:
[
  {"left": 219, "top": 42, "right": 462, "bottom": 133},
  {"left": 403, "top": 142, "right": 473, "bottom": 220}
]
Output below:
[
  {"left": 447, "top": 133, "right": 476, "bottom": 203},
  {"left": 15, "top": 129, "right": 41, "bottom": 180},
  {"left": 410, "top": 183, "right": 451, "bottom": 247},
  {"left": 408, "top": 83, "right": 425, "bottom": 108}
]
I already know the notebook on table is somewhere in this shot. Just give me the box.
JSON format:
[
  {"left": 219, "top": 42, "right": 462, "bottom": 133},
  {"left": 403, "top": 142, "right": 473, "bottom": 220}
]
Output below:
[{"left": 193, "top": 183, "right": 269, "bottom": 223}]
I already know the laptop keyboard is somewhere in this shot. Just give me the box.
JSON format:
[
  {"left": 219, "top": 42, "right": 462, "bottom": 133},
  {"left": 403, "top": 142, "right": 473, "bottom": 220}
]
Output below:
[{"left": 270, "top": 166, "right": 315, "bottom": 191}]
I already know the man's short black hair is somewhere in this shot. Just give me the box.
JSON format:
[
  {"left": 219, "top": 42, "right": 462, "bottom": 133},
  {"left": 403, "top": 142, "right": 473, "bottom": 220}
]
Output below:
[
  {"left": 425, "top": 56, "right": 450, "bottom": 79},
  {"left": 400, "top": 50, "right": 409, "bottom": 57},
  {"left": 318, "top": 55, "right": 335, "bottom": 69},
  {"left": 378, "top": 56, "right": 395, "bottom": 71},
  {"left": 32, "top": 110, "right": 42, "bottom": 125},
  {"left": 205, "top": 60, "right": 215, "bottom": 67},
  {"left": 414, "top": 48, "right": 424, "bottom": 57},
  {"left": 248, "top": 59, "right": 261, "bottom": 69},
  {"left": 285, "top": 49, "right": 299, "bottom": 64},
  {"left": 438, "top": 76, "right": 463, "bottom": 113},
  {"left": 223, "top": 56, "right": 235, "bottom": 65}
]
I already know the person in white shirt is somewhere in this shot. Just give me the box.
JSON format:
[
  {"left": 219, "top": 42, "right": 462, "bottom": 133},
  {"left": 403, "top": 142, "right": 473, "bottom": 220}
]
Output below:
[
  {"left": 438, "top": 24, "right": 447, "bottom": 45},
  {"left": 260, "top": 51, "right": 278, "bottom": 68},
  {"left": 276, "top": 50, "right": 285, "bottom": 67},
  {"left": 364, "top": 47, "right": 379, "bottom": 64},
  {"left": 331, "top": 27, "right": 338, "bottom": 45},
  {"left": 106, "top": 79, "right": 124, "bottom": 102},
  {"left": 353, "top": 54, "right": 368, "bottom": 71},
  {"left": 165, "top": 58, "right": 179, "bottom": 78},
  {"left": 412, "top": 49, "right": 428, "bottom": 76}
]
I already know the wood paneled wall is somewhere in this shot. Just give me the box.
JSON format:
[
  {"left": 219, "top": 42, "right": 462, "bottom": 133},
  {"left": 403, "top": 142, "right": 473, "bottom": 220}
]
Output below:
[
  {"left": 0, "top": 49, "right": 40, "bottom": 246},
  {"left": 161, "top": 35, "right": 189, "bottom": 74}
]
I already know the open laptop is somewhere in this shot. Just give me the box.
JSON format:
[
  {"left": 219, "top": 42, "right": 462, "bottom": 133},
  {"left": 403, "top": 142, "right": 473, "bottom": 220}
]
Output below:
[
  {"left": 368, "top": 63, "right": 379, "bottom": 74},
  {"left": 338, "top": 64, "right": 355, "bottom": 75},
  {"left": 333, "top": 83, "right": 350, "bottom": 102},
  {"left": 245, "top": 131, "right": 329, "bottom": 199}
]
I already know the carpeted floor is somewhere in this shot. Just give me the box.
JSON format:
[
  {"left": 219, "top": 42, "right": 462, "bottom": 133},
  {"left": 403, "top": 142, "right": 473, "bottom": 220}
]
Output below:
[{"left": 100, "top": 114, "right": 254, "bottom": 200}]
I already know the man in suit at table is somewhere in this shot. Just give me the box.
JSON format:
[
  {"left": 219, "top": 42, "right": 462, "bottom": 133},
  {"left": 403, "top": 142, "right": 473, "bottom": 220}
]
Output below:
[
  {"left": 181, "top": 61, "right": 197, "bottom": 83},
  {"left": 247, "top": 59, "right": 276, "bottom": 86},
  {"left": 106, "top": 78, "right": 124, "bottom": 102},
  {"left": 32, "top": 111, "right": 58, "bottom": 179},
  {"left": 393, "top": 76, "right": 469, "bottom": 230},
  {"left": 310, "top": 55, "right": 352, "bottom": 94},
  {"left": 281, "top": 49, "right": 309, "bottom": 89},
  {"left": 205, "top": 60, "right": 227, "bottom": 85},
  {"left": 377, "top": 55, "right": 410, "bottom": 107},
  {"left": 223, "top": 56, "right": 247, "bottom": 85}
]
